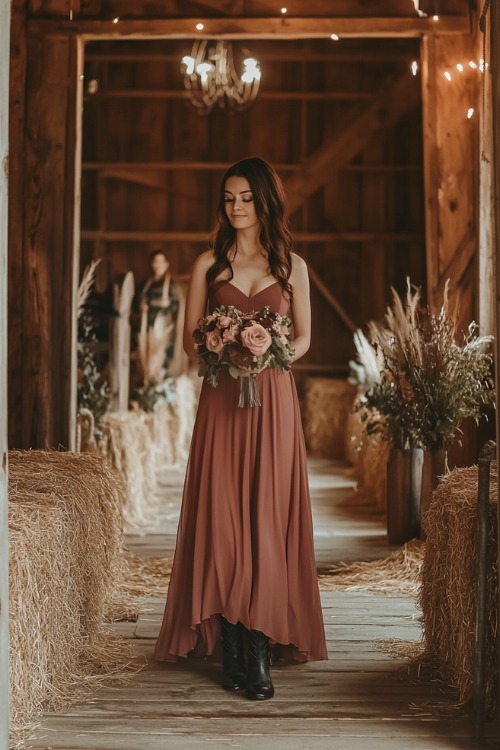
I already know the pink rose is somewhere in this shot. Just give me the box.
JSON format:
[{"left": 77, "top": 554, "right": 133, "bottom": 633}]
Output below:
[
  {"left": 240, "top": 322, "right": 272, "bottom": 356},
  {"left": 205, "top": 329, "right": 224, "bottom": 354}
]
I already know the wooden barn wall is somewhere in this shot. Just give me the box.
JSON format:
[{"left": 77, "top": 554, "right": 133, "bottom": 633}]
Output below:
[
  {"left": 7, "top": 0, "right": 479, "bottom": 449},
  {"left": 422, "top": 31, "right": 479, "bottom": 327},
  {"left": 80, "top": 38, "right": 425, "bottom": 387}
]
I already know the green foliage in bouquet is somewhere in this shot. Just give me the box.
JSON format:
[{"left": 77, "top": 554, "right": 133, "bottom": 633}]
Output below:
[{"left": 356, "top": 280, "right": 494, "bottom": 451}]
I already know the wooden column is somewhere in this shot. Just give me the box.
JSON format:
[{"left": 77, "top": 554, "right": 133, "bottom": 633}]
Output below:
[
  {"left": 0, "top": 0, "right": 10, "bottom": 745},
  {"left": 421, "top": 32, "right": 479, "bottom": 319},
  {"left": 10, "top": 31, "right": 83, "bottom": 448}
]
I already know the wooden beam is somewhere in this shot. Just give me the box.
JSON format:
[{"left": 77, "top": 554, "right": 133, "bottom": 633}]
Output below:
[
  {"left": 20, "top": 34, "right": 82, "bottom": 448},
  {"left": 307, "top": 264, "right": 357, "bottom": 333},
  {"left": 84, "top": 50, "right": 420, "bottom": 63},
  {"left": 284, "top": 73, "right": 421, "bottom": 215},
  {"left": 8, "top": 0, "right": 28, "bottom": 447},
  {"left": 80, "top": 230, "right": 424, "bottom": 242},
  {"left": 27, "top": 16, "right": 470, "bottom": 39},
  {"left": 96, "top": 89, "right": 375, "bottom": 101},
  {"left": 28, "top": 0, "right": 470, "bottom": 17},
  {"left": 0, "top": 0, "right": 9, "bottom": 745},
  {"left": 81, "top": 161, "right": 423, "bottom": 173},
  {"left": 421, "top": 34, "right": 440, "bottom": 308}
]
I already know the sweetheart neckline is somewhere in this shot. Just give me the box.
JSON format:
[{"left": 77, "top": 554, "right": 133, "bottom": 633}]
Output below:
[{"left": 218, "top": 280, "right": 281, "bottom": 299}]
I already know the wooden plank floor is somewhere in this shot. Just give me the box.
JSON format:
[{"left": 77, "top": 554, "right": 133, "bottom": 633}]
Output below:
[{"left": 29, "top": 458, "right": 496, "bottom": 749}]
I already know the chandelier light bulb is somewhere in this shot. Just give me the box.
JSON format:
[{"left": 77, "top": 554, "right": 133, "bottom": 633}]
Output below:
[
  {"left": 411, "top": 60, "right": 418, "bottom": 75},
  {"left": 196, "top": 62, "right": 213, "bottom": 79},
  {"left": 196, "top": 23, "right": 204, "bottom": 31},
  {"left": 444, "top": 71, "right": 452, "bottom": 81},
  {"left": 182, "top": 56, "right": 196, "bottom": 75},
  {"left": 469, "top": 60, "right": 477, "bottom": 69},
  {"left": 432, "top": 14, "right": 439, "bottom": 20},
  {"left": 467, "top": 108, "right": 474, "bottom": 119},
  {"left": 330, "top": 34, "right": 339, "bottom": 41},
  {"left": 456, "top": 63, "right": 464, "bottom": 72},
  {"left": 242, "top": 58, "right": 261, "bottom": 83},
  {"left": 281, "top": 7, "right": 287, "bottom": 13}
]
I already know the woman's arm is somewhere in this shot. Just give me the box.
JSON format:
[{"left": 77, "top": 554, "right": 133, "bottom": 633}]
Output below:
[
  {"left": 289, "top": 253, "right": 311, "bottom": 362},
  {"left": 183, "top": 250, "right": 214, "bottom": 361}
]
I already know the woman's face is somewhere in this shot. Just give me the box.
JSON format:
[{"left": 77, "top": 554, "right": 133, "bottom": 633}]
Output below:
[
  {"left": 224, "top": 176, "right": 260, "bottom": 231},
  {"left": 151, "top": 253, "right": 169, "bottom": 277}
]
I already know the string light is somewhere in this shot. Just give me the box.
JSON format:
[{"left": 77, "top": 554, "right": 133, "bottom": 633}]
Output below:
[
  {"left": 432, "top": 14, "right": 439, "bottom": 21},
  {"left": 196, "top": 23, "right": 204, "bottom": 30},
  {"left": 469, "top": 60, "right": 477, "bottom": 69},
  {"left": 281, "top": 7, "right": 287, "bottom": 13},
  {"left": 467, "top": 108, "right": 474, "bottom": 119},
  {"left": 456, "top": 63, "right": 464, "bottom": 72},
  {"left": 330, "top": 33, "right": 339, "bottom": 41},
  {"left": 112, "top": 16, "right": 119, "bottom": 23},
  {"left": 444, "top": 71, "right": 452, "bottom": 81},
  {"left": 479, "top": 58, "right": 485, "bottom": 72},
  {"left": 411, "top": 60, "right": 418, "bottom": 76}
]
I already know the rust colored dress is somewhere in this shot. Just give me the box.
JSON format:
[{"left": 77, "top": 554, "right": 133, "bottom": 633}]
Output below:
[{"left": 154, "top": 279, "right": 327, "bottom": 663}]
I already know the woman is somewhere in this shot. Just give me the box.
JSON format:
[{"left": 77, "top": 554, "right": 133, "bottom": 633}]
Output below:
[{"left": 154, "top": 157, "right": 327, "bottom": 700}]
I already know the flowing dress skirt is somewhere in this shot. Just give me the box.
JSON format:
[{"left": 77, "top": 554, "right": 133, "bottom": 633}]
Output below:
[{"left": 154, "top": 281, "right": 327, "bottom": 663}]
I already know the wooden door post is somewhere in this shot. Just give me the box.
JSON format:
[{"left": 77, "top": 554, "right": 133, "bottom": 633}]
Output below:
[{"left": 0, "top": 0, "right": 11, "bottom": 745}]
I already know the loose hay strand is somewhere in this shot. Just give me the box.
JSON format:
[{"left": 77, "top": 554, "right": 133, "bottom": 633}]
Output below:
[{"left": 318, "top": 539, "right": 424, "bottom": 596}]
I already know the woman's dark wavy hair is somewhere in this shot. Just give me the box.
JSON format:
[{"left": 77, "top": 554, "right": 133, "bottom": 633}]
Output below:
[{"left": 206, "top": 157, "right": 293, "bottom": 300}]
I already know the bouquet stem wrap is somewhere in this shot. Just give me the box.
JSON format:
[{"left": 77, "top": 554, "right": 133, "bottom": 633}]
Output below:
[{"left": 238, "top": 375, "right": 261, "bottom": 408}]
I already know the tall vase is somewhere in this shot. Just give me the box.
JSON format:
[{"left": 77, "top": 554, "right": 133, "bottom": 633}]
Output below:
[
  {"left": 386, "top": 447, "right": 423, "bottom": 545},
  {"left": 419, "top": 449, "right": 448, "bottom": 539}
]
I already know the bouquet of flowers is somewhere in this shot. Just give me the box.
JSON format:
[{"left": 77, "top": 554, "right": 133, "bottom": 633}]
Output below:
[{"left": 193, "top": 305, "right": 295, "bottom": 407}]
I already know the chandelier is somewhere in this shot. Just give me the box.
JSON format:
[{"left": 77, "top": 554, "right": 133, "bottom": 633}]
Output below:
[{"left": 181, "top": 40, "right": 261, "bottom": 114}]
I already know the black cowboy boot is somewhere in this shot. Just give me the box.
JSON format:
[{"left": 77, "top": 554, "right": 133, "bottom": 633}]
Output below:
[
  {"left": 220, "top": 616, "right": 246, "bottom": 691},
  {"left": 246, "top": 629, "right": 274, "bottom": 700}
]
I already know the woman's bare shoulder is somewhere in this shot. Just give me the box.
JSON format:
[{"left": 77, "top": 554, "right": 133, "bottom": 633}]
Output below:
[
  {"left": 194, "top": 248, "right": 216, "bottom": 272},
  {"left": 290, "top": 252, "right": 308, "bottom": 280}
]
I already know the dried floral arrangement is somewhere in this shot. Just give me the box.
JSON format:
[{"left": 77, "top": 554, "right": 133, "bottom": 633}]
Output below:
[
  {"left": 77, "top": 260, "right": 111, "bottom": 438},
  {"left": 131, "top": 311, "right": 177, "bottom": 413},
  {"left": 354, "top": 280, "right": 494, "bottom": 451}
]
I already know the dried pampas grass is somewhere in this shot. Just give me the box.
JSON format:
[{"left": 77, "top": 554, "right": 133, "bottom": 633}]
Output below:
[
  {"left": 77, "top": 259, "right": 101, "bottom": 319},
  {"left": 318, "top": 540, "right": 424, "bottom": 596},
  {"left": 303, "top": 377, "right": 357, "bottom": 459},
  {"left": 420, "top": 463, "right": 498, "bottom": 712},
  {"left": 8, "top": 451, "right": 141, "bottom": 746}
]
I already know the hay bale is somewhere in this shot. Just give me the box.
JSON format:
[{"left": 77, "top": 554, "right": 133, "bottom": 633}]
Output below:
[
  {"left": 100, "top": 410, "right": 158, "bottom": 526},
  {"left": 8, "top": 451, "right": 139, "bottom": 745},
  {"left": 345, "top": 402, "right": 389, "bottom": 512},
  {"left": 420, "top": 463, "right": 498, "bottom": 711},
  {"left": 303, "top": 377, "right": 357, "bottom": 459}
]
